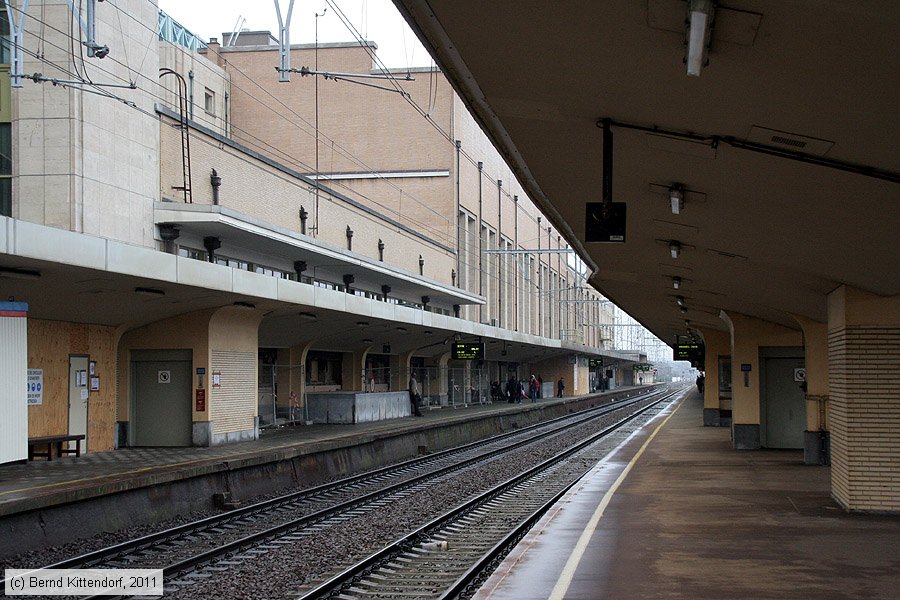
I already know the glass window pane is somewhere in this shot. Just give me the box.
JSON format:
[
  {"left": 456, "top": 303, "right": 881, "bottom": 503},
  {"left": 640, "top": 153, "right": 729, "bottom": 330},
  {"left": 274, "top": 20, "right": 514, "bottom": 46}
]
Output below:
[
  {"left": 0, "top": 177, "right": 10, "bottom": 216},
  {"left": 0, "top": 123, "right": 9, "bottom": 174}
]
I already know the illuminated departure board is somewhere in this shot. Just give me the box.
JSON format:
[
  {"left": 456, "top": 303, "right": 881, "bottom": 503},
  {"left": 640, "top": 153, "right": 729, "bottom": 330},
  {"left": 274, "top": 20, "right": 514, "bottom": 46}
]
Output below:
[
  {"left": 674, "top": 343, "right": 705, "bottom": 368},
  {"left": 452, "top": 342, "right": 485, "bottom": 360}
]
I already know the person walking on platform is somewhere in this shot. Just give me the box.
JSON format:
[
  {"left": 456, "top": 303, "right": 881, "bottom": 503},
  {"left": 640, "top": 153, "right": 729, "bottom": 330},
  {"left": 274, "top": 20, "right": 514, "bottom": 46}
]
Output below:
[
  {"left": 557, "top": 377, "right": 565, "bottom": 398},
  {"left": 409, "top": 373, "right": 423, "bottom": 416},
  {"left": 506, "top": 375, "right": 518, "bottom": 403},
  {"left": 696, "top": 373, "right": 705, "bottom": 394},
  {"left": 529, "top": 375, "right": 539, "bottom": 402}
]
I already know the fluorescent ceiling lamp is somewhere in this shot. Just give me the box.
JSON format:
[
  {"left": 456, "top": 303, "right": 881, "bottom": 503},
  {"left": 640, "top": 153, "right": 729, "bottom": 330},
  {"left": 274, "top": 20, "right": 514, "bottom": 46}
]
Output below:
[
  {"left": 673, "top": 276, "right": 682, "bottom": 289},
  {"left": 0, "top": 266, "right": 41, "bottom": 280},
  {"left": 676, "top": 296, "right": 686, "bottom": 307},
  {"left": 687, "top": 0, "right": 714, "bottom": 77},
  {"left": 670, "top": 241, "right": 682, "bottom": 259},
  {"left": 669, "top": 184, "right": 685, "bottom": 214}
]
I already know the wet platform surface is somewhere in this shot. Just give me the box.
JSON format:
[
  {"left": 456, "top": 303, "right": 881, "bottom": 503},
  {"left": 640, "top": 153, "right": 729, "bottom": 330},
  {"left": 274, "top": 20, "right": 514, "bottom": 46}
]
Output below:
[{"left": 473, "top": 390, "right": 900, "bottom": 600}]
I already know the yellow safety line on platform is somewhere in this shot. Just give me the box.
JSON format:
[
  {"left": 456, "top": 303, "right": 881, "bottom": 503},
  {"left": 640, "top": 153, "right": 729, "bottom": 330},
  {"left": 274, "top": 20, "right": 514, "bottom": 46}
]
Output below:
[{"left": 548, "top": 396, "right": 683, "bottom": 600}]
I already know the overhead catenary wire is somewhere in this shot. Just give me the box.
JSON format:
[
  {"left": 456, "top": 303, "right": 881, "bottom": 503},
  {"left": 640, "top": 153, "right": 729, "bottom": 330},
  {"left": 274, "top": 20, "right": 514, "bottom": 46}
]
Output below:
[
  {"left": 9, "top": 3, "right": 457, "bottom": 246},
  {"left": 12, "top": 2, "right": 606, "bottom": 329}
]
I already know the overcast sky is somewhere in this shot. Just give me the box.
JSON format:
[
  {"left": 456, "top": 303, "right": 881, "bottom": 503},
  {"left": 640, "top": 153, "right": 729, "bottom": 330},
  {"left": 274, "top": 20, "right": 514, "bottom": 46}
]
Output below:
[{"left": 157, "top": 0, "right": 431, "bottom": 68}]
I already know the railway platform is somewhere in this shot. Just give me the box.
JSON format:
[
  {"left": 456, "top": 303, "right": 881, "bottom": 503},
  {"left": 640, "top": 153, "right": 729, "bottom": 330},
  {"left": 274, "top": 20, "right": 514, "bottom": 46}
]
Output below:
[
  {"left": 0, "top": 386, "right": 648, "bottom": 557},
  {"left": 473, "top": 389, "right": 900, "bottom": 600}
]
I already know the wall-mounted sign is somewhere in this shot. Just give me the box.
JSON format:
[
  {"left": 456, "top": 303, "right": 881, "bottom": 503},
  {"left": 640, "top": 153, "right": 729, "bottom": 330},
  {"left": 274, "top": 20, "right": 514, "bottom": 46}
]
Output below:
[
  {"left": 793, "top": 368, "right": 807, "bottom": 382},
  {"left": 212, "top": 372, "right": 221, "bottom": 388},
  {"left": 196, "top": 388, "right": 206, "bottom": 412},
  {"left": 158, "top": 370, "right": 171, "bottom": 384},
  {"left": 452, "top": 342, "right": 484, "bottom": 360},
  {"left": 90, "top": 376, "right": 100, "bottom": 391},
  {"left": 27, "top": 368, "right": 43, "bottom": 405}
]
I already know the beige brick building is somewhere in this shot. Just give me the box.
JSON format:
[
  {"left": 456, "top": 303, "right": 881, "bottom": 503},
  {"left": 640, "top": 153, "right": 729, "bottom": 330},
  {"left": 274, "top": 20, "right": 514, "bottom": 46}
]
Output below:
[{"left": 1, "top": 1, "right": 638, "bottom": 459}]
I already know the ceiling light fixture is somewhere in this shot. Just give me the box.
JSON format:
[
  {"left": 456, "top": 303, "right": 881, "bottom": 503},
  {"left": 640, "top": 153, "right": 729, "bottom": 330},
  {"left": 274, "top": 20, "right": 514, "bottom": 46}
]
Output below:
[
  {"left": 0, "top": 266, "right": 42, "bottom": 280},
  {"left": 676, "top": 296, "right": 685, "bottom": 307},
  {"left": 670, "top": 241, "right": 682, "bottom": 259},
  {"left": 686, "top": 0, "right": 714, "bottom": 77},
  {"left": 672, "top": 276, "right": 682, "bottom": 290},
  {"left": 680, "top": 306, "right": 689, "bottom": 314},
  {"left": 134, "top": 286, "right": 165, "bottom": 296},
  {"left": 299, "top": 311, "right": 318, "bottom": 321},
  {"left": 669, "top": 184, "right": 685, "bottom": 214}
]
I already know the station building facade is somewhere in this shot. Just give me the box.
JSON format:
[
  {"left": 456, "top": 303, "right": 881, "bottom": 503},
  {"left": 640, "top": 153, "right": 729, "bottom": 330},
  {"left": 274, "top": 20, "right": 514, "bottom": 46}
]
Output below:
[{"left": 1, "top": 1, "right": 639, "bottom": 461}]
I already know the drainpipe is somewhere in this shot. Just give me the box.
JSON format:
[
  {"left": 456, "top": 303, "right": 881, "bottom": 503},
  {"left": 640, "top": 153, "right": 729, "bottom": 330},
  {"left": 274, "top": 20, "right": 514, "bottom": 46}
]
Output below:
[
  {"left": 188, "top": 70, "right": 194, "bottom": 120},
  {"left": 210, "top": 169, "right": 221, "bottom": 205}
]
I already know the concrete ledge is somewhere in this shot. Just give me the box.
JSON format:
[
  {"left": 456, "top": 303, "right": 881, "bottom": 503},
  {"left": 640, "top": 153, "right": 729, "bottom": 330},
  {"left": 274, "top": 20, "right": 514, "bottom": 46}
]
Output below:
[{"left": 0, "top": 386, "right": 660, "bottom": 557}]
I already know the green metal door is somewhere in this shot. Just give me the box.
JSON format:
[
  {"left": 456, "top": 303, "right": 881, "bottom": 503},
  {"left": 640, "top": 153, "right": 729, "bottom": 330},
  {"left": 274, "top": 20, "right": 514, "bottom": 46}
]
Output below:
[
  {"left": 131, "top": 350, "right": 192, "bottom": 446},
  {"left": 761, "top": 353, "right": 806, "bottom": 449}
]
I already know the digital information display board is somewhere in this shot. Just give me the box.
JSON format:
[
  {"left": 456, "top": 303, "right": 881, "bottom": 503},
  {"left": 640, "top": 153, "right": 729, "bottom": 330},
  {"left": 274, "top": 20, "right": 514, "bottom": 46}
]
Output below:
[
  {"left": 452, "top": 342, "right": 485, "bottom": 360},
  {"left": 674, "top": 343, "right": 705, "bottom": 368},
  {"left": 589, "top": 358, "right": 603, "bottom": 367}
]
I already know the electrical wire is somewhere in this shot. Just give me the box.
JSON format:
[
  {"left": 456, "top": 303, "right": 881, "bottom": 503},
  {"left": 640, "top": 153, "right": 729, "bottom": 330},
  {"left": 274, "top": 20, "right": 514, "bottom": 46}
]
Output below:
[
  {"left": 10, "top": 1, "right": 604, "bottom": 324},
  {"left": 10, "top": 3, "right": 455, "bottom": 245}
]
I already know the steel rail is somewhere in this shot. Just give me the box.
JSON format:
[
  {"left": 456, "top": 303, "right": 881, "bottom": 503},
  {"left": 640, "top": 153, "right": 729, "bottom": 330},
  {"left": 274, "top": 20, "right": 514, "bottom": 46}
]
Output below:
[
  {"left": 296, "top": 389, "right": 679, "bottom": 599},
  {"left": 51, "top": 388, "right": 669, "bottom": 599}
]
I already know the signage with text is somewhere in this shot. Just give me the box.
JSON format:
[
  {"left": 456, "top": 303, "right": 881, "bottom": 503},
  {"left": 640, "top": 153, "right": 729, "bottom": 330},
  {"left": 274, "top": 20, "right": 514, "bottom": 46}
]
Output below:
[
  {"left": 452, "top": 342, "right": 485, "bottom": 360},
  {"left": 673, "top": 343, "right": 705, "bottom": 368}
]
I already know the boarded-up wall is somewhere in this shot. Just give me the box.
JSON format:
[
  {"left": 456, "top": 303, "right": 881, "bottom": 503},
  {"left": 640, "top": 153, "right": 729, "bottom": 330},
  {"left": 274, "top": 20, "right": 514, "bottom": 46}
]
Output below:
[{"left": 27, "top": 319, "right": 117, "bottom": 452}]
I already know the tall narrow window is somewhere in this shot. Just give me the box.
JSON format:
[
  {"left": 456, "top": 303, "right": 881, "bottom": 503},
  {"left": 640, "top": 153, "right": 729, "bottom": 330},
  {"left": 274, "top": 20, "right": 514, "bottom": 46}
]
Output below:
[
  {"left": 204, "top": 88, "right": 216, "bottom": 116},
  {"left": 0, "top": 123, "right": 10, "bottom": 216}
]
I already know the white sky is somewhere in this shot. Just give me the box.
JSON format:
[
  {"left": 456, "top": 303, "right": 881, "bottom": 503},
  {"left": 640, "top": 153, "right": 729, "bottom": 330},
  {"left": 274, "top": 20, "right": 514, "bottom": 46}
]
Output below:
[{"left": 157, "top": 0, "right": 431, "bottom": 69}]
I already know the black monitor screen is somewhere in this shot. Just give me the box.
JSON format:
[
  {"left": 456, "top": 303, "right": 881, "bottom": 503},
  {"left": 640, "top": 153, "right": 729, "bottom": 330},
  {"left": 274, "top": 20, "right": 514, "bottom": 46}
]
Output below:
[{"left": 452, "top": 342, "right": 484, "bottom": 360}]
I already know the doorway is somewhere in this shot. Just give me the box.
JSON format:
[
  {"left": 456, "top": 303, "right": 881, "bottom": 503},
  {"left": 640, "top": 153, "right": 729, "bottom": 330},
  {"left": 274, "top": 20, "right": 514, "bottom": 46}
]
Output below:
[
  {"left": 760, "top": 347, "right": 806, "bottom": 449},
  {"left": 130, "top": 350, "right": 193, "bottom": 446},
  {"left": 68, "top": 355, "right": 90, "bottom": 452}
]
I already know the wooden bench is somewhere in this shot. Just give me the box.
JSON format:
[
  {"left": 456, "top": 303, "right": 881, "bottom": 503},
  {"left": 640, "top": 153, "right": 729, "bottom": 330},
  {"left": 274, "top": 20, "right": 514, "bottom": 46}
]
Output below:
[{"left": 27, "top": 434, "right": 86, "bottom": 461}]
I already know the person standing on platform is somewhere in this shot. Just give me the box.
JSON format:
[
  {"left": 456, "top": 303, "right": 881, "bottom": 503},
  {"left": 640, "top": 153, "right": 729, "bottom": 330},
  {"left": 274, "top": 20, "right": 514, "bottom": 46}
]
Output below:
[
  {"left": 529, "top": 375, "right": 539, "bottom": 402},
  {"left": 537, "top": 374, "right": 543, "bottom": 398},
  {"left": 409, "top": 373, "right": 423, "bottom": 416},
  {"left": 696, "top": 373, "right": 705, "bottom": 394},
  {"left": 557, "top": 377, "right": 565, "bottom": 398},
  {"left": 289, "top": 391, "right": 300, "bottom": 422}
]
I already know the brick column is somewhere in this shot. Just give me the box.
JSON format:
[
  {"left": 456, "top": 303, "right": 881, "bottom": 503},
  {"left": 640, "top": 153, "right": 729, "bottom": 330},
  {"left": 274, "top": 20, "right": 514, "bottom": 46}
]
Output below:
[{"left": 827, "top": 286, "right": 900, "bottom": 512}]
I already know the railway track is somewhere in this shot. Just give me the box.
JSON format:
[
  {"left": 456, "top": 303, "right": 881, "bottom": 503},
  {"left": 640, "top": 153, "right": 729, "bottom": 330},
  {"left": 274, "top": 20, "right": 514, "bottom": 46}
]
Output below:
[
  {"left": 296, "top": 388, "right": 680, "bottom": 599},
  {"left": 0, "top": 386, "right": 676, "bottom": 599}
]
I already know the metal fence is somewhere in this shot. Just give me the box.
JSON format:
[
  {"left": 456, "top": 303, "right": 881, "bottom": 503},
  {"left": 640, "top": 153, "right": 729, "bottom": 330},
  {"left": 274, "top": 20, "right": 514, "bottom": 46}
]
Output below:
[{"left": 257, "top": 363, "right": 495, "bottom": 426}]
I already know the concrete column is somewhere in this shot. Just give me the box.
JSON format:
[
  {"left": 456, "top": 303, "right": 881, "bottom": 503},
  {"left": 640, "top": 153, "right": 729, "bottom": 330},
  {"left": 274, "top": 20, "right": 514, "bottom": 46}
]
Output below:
[
  {"left": 793, "top": 316, "right": 830, "bottom": 464},
  {"left": 699, "top": 328, "right": 730, "bottom": 427},
  {"left": 827, "top": 286, "right": 900, "bottom": 512},
  {"left": 437, "top": 352, "right": 451, "bottom": 406},
  {"left": 390, "top": 351, "right": 414, "bottom": 393},
  {"left": 720, "top": 311, "right": 803, "bottom": 450},
  {"left": 288, "top": 341, "right": 314, "bottom": 419},
  {"left": 341, "top": 347, "right": 369, "bottom": 392}
]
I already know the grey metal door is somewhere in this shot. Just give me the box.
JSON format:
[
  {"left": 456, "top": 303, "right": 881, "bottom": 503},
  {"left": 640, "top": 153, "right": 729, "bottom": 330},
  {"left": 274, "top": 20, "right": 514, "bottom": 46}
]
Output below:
[
  {"left": 131, "top": 350, "right": 192, "bottom": 446},
  {"left": 762, "top": 357, "right": 806, "bottom": 449}
]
